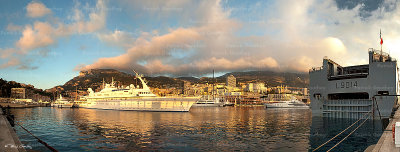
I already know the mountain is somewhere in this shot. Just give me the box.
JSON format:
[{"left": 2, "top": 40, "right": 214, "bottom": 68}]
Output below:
[
  {"left": 61, "top": 69, "right": 136, "bottom": 91},
  {"left": 176, "top": 77, "right": 200, "bottom": 83},
  {"left": 219, "top": 71, "right": 309, "bottom": 87},
  {"left": 48, "top": 69, "right": 187, "bottom": 95},
  {"left": 49, "top": 69, "right": 309, "bottom": 96}
]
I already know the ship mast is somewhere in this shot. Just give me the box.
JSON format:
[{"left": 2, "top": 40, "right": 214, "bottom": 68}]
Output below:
[
  {"left": 102, "top": 78, "right": 105, "bottom": 89},
  {"left": 213, "top": 69, "right": 215, "bottom": 100},
  {"left": 75, "top": 86, "right": 77, "bottom": 101}
]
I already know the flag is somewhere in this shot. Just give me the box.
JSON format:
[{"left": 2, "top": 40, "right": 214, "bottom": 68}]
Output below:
[{"left": 380, "top": 37, "right": 383, "bottom": 45}]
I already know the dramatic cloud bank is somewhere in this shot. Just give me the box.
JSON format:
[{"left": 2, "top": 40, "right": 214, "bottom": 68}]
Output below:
[
  {"left": 81, "top": 0, "right": 356, "bottom": 75},
  {"left": 3, "top": 0, "right": 400, "bottom": 77}
]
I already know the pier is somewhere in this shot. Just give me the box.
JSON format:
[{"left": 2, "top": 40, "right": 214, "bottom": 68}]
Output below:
[
  {"left": 0, "top": 108, "right": 25, "bottom": 152},
  {"left": 0, "top": 102, "right": 49, "bottom": 108},
  {"left": 368, "top": 109, "right": 400, "bottom": 151}
]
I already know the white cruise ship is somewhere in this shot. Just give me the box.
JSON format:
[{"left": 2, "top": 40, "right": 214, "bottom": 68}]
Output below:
[
  {"left": 264, "top": 94, "right": 309, "bottom": 108},
  {"left": 309, "top": 49, "right": 399, "bottom": 118},
  {"left": 78, "top": 71, "right": 199, "bottom": 112}
]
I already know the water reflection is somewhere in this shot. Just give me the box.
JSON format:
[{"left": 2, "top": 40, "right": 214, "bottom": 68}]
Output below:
[
  {"left": 309, "top": 117, "right": 383, "bottom": 152},
  {"left": 10, "top": 107, "right": 381, "bottom": 151}
]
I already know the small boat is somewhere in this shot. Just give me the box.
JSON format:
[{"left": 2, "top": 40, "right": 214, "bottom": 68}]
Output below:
[
  {"left": 51, "top": 95, "right": 74, "bottom": 108},
  {"left": 264, "top": 94, "right": 309, "bottom": 108},
  {"left": 192, "top": 96, "right": 224, "bottom": 107}
]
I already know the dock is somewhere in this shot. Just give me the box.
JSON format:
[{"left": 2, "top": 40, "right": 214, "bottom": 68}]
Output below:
[
  {"left": 0, "top": 110, "right": 25, "bottom": 152},
  {"left": 0, "top": 102, "right": 48, "bottom": 108},
  {"left": 368, "top": 109, "right": 400, "bottom": 152}
]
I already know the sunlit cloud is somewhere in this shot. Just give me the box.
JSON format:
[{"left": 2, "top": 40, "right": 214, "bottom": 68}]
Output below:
[{"left": 26, "top": 1, "right": 52, "bottom": 18}]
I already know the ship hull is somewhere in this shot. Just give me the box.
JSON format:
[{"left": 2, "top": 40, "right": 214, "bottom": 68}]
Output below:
[
  {"left": 78, "top": 97, "right": 198, "bottom": 112},
  {"left": 51, "top": 103, "right": 74, "bottom": 108},
  {"left": 192, "top": 102, "right": 224, "bottom": 107},
  {"left": 264, "top": 103, "right": 309, "bottom": 108}
]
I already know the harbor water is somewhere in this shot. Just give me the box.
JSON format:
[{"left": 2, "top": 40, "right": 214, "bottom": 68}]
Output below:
[{"left": 10, "top": 107, "right": 383, "bottom": 151}]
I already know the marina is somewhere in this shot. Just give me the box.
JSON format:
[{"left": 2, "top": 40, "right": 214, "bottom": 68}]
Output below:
[
  {"left": 3, "top": 0, "right": 400, "bottom": 151},
  {"left": 7, "top": 106, "right": 383, "bottom": 151}
]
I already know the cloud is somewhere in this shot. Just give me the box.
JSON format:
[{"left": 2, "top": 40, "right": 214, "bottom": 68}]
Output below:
[
  {"left": 81, "top": 0, "right": 255, "bottom": 75},
  {"left": 6, "top": 0, "right": 400, "bottom": 76},
  {"left": 69, "top": 0, "right": 106, "bottom": 33},
  {"left": 81, "top": 27, "right": 202, "bottom": 72},
  {"left": 85, "top": 0, "right": 398, "bottom": 76},
  {"left": 79, "top": 0, "right": 297, "bottom": 75},
  {"left": 0, "top": 0, "right": 107, "bottom": 70},
  {"left": 16, "top": 22, "right": 55, "bottom": 52},
  {"left": 97, "top": 30, "right": 136, "bottom": 49},
  {"left": 0, "top": 57, "right": 20, "bottom": 69},
  {"left": 26, "top": 1, "right": 51, "bottom": 18}
]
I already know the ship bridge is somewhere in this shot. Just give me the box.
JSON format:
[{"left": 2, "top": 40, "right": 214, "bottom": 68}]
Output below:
[{"left": 309, "top": 48, "right": 399, "bottom": 119}]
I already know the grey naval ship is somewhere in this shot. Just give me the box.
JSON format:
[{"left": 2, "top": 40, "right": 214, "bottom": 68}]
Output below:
[
  {"left": 78, "top": 71, "right": 199, "bottom": 112},
  {"left": 309, "top": 49, "right": 399, "bottom": 118}
]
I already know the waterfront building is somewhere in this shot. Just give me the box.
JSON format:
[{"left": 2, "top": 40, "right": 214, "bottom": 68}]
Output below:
[
  {"left": 11, "top": 88, "right": 25, "bottom": 99},
  {"left": 309, "top": 49, "right": 399, "bottom": 118},
  {"left": 253, "top": 82, "right": 266, "bottom": 93},
  {"left": 245, "top": 83, "right": 254, "bottom": 92},
  {"left": 182, "top": 81, "right": 191, "bottom": 95},
  {"left": 226, "top": 75, "right": 236, "bottom": 87}
]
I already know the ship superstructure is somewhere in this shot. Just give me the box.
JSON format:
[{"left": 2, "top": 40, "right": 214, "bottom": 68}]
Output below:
[
  {"left": 79, "top": 71, "right": 199, "bottom": 112},
  {"left": 309, "top": 49, "right": 399, "bottom": 118}
]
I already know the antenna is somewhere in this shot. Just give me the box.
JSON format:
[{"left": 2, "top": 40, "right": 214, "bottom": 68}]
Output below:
[{"left": 132, "top": 69, "right": 139, "bottom": 77}]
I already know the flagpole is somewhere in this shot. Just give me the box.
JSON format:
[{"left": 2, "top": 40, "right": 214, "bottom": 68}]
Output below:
[
  {"left": 380, "top": 29, "right": 383, "bottom": 61},
  {"left": 380, "top": 29, "right": 382, "bottom": 55}
]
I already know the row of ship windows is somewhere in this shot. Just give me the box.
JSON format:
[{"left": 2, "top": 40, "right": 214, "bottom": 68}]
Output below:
[
  {"left": 95, "top": 102, "right": 187, "bottom": 106},
  {"left": 94, "top": 92, "right": 138, "bottom": 96},
  {"left": 93, "top": 92, "right": 151, "bottom": 96}
]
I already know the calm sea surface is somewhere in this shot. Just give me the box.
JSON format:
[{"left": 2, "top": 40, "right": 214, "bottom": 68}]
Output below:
[{"left": 10, "top": 107, "right": 383, "bottom": 151}]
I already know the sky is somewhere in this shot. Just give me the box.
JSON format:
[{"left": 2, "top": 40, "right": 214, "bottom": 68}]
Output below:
[{"left": 0, "top": 0, "right": 398, "bottom": 89}]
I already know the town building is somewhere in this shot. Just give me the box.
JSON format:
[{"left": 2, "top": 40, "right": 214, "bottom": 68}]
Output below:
[
  {"left": 11, "top": 88, "right": 25, "bottom": 99},
  {"left": 226, "top": 75, "right": 236, "bottom": 87}
]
